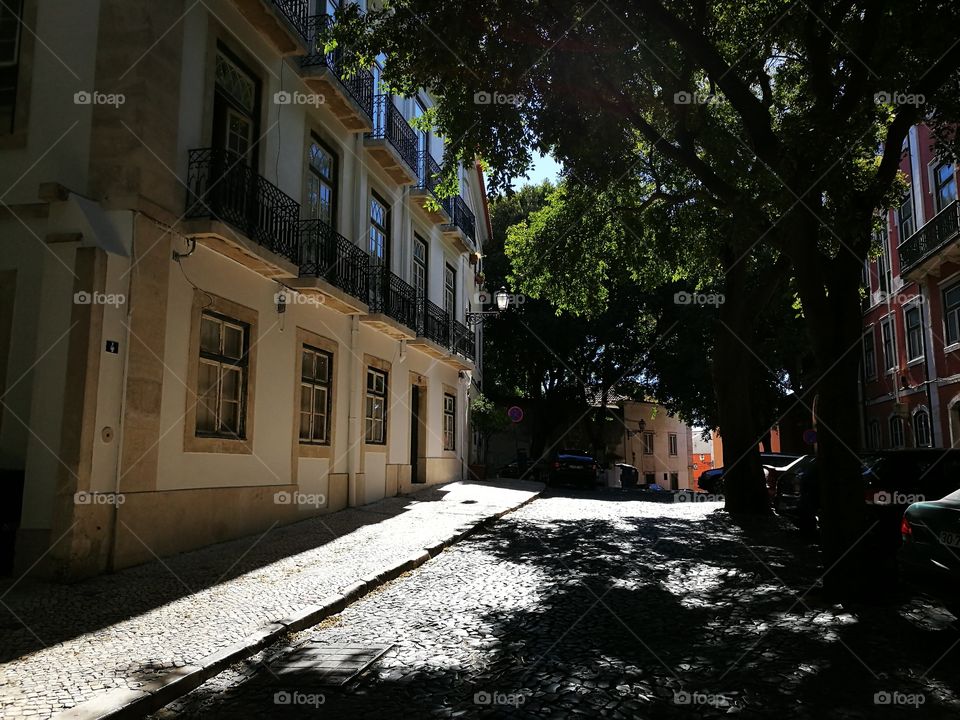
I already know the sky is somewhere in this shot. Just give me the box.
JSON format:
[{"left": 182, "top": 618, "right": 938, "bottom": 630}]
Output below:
[{"left": 512, "top": 151, "right": 562, "bottom": 188}]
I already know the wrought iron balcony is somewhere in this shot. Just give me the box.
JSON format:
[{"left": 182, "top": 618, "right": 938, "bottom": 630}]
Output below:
[
  {"left": 368, "top": 264, "right": 417, "bottom": 330},
  {"left": 416, "top": 151, "right": 453, "bottom": 211},
  {"left": 185, "top": 147, "right": 300, "bottom": 265},
  {"left": 447, "top": 195, "right": 476, "bottom": 242},
  {"left": 898, "top": 200, "right": 960, "bottom": 276},
  {"left": 269, "top": 0, "right": 309, "bottom": 40},
  {"left": 417, "top": 298, "right": 450, "bottom": 346},
  {"left": 299, "top": 218, "right": 369, "bottom": 302},
  {"left": 368, "top": 95, "right": 420, "bottom": 177},
  {"left": 301, "top": 14, "right": 374, "bottom": 123},
  {"left": 452, "top": 320, "right": 476, "bottom": 362}
]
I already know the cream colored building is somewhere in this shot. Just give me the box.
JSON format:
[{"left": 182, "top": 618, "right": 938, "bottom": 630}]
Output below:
[
  {"left": 616, "top": 401, "right": 694, "bottom": 489},
  {"left": 0, "top": 0, "right": 488, "bottom": 578}
]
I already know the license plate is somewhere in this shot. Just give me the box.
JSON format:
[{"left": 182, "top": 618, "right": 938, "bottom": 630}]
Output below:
[
  {"left": 939, "top": 530, "right": 960, "bottom": 548},
  {"left": 567, "top": 464, "right": 583, "bottom": 470}
]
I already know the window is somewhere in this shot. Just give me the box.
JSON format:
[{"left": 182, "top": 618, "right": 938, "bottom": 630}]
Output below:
[
  {"left": 868, "top": 420, "right": 881, "bottom": 450},
  {"left": 306, "top": 136, "right": 337, "bottom": 227},
  {"left": 944, "top": 282, "right": 960, "bottom": 346},
  {"left": 668, "top": 433, "right": 678, "bottom": 456},
  {"left": 0, "top": 1, "right": 22, "bottom": 134},
  {"left": 369, "top": 193, "right": 389, "bottom": 263},
  {"left": 669, "top": 472, "right": 679, "bottom": 489},
  {"left": 934, "top": 161, "right": 957, "bottom": 213},
  {"left": 875, "top": 226, "right": 891, "bottom": 293},
  {"left": 444, "top": 263, "right": 456, "bottom": 319},
  {"left": 905, "top": 305, "right": 924, "bottom": 362},
  {"left": 642, "top": 432, "right": 654, "bottom": 455},
  {"left": 213, "top": 47, "right": 259, "bottom": 164},
  {"left": 914, "top": 409, "right": 932, "bottom": 448},
  {"left": 299, "top": 345, "right": 332, "bottom": 445},
  {"left": 863, "top": 329, "right": 877, "bottom": 379},
  {"left": 699, "top": 453, "right": 705, "bottom": 462},
  {"left": 644, "top": 472, "right": 655, "bottom": 485},
  {"left": 898, "top": 193, "right": 915, "bottom": 241},
  {"left": 197, "top": 312, "right": 248, "bottom": 438},
  {"left": 889, "top": 416, "right": 905, "bottom": 449},
  {"left": 365, "top": 368, "right": 387, "bottom": 444},
  {"left": 413, "top": 235, "right": 427, "bottom": 298},
  {"left": 881, "top": 319, "right": 896, "bottom": 371},
  {"left": 443, "top": 393, "right": 456, "bottom": 450}
]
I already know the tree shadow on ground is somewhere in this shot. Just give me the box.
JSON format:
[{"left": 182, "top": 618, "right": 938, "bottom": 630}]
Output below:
[{"left": 154, "top": 496, "right": 960, "bottom": 719}]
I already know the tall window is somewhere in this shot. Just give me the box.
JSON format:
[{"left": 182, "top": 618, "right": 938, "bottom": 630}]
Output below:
[
  {"left": 863, "top": 329, "right": 877, "bottom": 379},
  {"left": 881, "top": 319, "right": 896, "bottom": 371},
  {"left": 875, "top": 226, "right": 891, "bottom": 293},
  {"left": 306, "top": 137, "right": 336, "bottom": 226},
  {"left": 889, "top": 416, "right": 905, "bottom": 449},
  {"left": 213, "top": 47, "right": 259, "bottom": 163},
  {"left": 365, "top": 368, "right": 387, "bottom": 444},
  {"left": 898, "top": 193, "right": 915, "bottom": 241},
  {"left": 642, "top": 432, "right": 654, "bottom": 455},
  {"left": 444, "top": 263, "right": 456, "bottom": 319},
  {"left": 413, "top": 235, "right": 427, "bottom": 298},
  {"left": 868, "top": 420, "right": 881, "bottom": 450},
  {"left": 300, "top": 345, "right": 332, "bottom": 445},
  {"left": 914, "top": 409, "right": 932, "bottom": 448},
  {"left": 905, "top": 305, "right": 924, "bottom": 362},
  {"left": 934, "top": 161, "right": 957, "bottom": 213},
  {"left": 0, "top": 1, "right": 22, "bottom": 134},
  {"left": 668, "top": 433, "right": 678, "bottom": 456},
  {"left": 443, "top": 393, "right": 456, "bottom": 450},
  {"left": 197, "top": 312, "right": 248, "bottom": 438},
  {"left": 369, "top": 193, "right": 389, "bottom": 263},
  {"left": 944, "top": 282, "right": 960, "bottom": 346}
]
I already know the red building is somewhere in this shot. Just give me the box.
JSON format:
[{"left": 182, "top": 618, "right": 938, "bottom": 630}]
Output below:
[{"left": 861, "top": 125, "right": 959, "bottom": 449}]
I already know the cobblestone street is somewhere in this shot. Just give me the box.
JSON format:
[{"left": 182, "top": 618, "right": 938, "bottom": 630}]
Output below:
[{"left": 155, "top": 489, "right": 960, "bottom": 719}]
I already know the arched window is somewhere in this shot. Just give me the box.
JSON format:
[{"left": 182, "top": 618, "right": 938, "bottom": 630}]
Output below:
[
  {"left": 889, "top": 416, "right": 905, "bottom": 449},
  {"left": 913, "top": 409, "right": 932, "bottom": 448},
  {"left": 868, "top": 420, "right": 882, "bottom": 450}
]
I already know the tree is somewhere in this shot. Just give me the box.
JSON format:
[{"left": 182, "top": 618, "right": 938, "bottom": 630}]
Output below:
[
  {"left": 470, "top": 393, "right": 511, "bottom": 466},
  {"left": 333, "top": 1, "right": 960, "bottom": 596}
]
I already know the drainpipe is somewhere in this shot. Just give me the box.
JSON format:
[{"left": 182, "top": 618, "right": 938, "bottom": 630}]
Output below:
[{"left": 347, "top": 314, "right": 361, "bottom": 507}]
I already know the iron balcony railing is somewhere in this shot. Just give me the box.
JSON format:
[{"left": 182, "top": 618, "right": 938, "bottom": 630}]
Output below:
[
  {"left": 185, "top": 147, "right": 300, "bottom": 265},
  {"left": 269, "top": 0, "right": 310, "bottom": 41},
  {"left": 417, "top": 298, "right": 450, "bottom": 346},
  {"left": 898, "top": 199, "right": 960, "bottom": 274},
  {"left": 299, "top": 218, "right": 369, "bottom": 302},
  {"left": 447, "top": 195, "right": 476, "bottom": 242},
  {"left": 369, "top": 95, "right": 419, "bottom": 176},
  {"left": 416, "top": 150, "right": 453, "bottom": 215},
  {"left": 452, "top": 320, "right": 476, "bottom": 362},
  {"left": 368, "top": 264, "right": 417, "bottom": 329},
  {"left": 301, "top": 14, "right": 374, "bottom": 122}
]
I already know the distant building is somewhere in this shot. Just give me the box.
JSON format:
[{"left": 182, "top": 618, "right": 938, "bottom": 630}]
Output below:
[{"left": 690, "top": 431, "right": 715, "bottom": 487}]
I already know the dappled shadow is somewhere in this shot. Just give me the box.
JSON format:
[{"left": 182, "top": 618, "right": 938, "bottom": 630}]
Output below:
[{"left": 156, "top": 494, "right": 960, "bottom": 718}]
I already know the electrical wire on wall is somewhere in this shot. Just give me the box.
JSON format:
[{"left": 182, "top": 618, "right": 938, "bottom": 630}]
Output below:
[{"left": 141, "top": 212, "right": 214, "bottom": 309}]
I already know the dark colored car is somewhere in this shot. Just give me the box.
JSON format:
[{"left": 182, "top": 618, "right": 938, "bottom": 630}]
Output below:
[
  {"left": 548, "top": 450, "right": 598, "bottom": 488},
  {"left": 900, "top": 489, "right": 960, "bottom": 616},
  {"left": 772, "top": 455, "right": 819, "bottom": 533},
  {"left": 699, "top": 452, "right": 802, "bottom": 494}
]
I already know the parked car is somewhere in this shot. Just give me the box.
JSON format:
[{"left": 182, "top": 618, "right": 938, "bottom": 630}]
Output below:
[
  {"left": 773, "top": 455, "right": 819, "bottom": 534},
  {"left": 699, "top": 452, "right": 802, "bottom": 494},
  {"left": 498, "top": 457, "right": 547, "bottom": 482},
  {"left": 548, "top": 450, "right": 598, "bottom": 488},
  {"left": 900, "top": 488, "right": 960, "bottom": 616}
]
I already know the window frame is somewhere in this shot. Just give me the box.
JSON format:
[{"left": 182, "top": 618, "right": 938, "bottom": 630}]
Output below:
[
  {"left": 905, "top": 303, "right": 924, "bottom": 363},
  {"left": 413, "top": 234, "right": 428, "bottom": 298},
  {"left": 868, "top": 420, "right": 881, "bottom": 450},
  {"left": 933, "top": 161, "right": 957, "bottom": 214},
  {"left": 944, "top": 281, "right": 960, "bottom": 347},
  {"left": 898, "top": 193, "right": 915, "bottom": 242},
  {"left": 889, "top": 415, "right": 905, "bottom": 449},
  {"left": 364, "top": 367, "right": 388, "bottom": 445},
  {"left": 863, "top": 327, "right": 877, "bottom": 380},
  {"left": 880, "top": 318, "right": 896, "bottom": 372},
  {"left": 642, "top": 432, "right": 654, "bottom": 455},
  {"left": 196, "top": 310, "right": 250, "bottom": 440},
  {"left": 444, "top": 263, "right": 456, "bottom": 319},
  {"left": 443, "top": 393, "right": 456, "bottom": 451},
  {"left": 369, "top": 191, "right": 390, "bottom": 263},
  {"left": 299, "top": 344, "right": 333, "bottom": 446},
  {"left": 668, "top": 432, "right": 678, "bottom": 456},
  {"left": 306, "top": 133, "right": 338, "bottom": 228},
  {"left": 913, "top": 408, "right": 932, "bottom": 448}
]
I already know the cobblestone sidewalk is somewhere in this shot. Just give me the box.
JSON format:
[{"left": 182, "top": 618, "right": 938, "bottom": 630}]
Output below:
[{"left": 0, "top": 479, "right": 541, "bottom": 719}]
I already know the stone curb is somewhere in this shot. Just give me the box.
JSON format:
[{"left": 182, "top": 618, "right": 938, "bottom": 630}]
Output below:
[{"left": 54, "top": 482, "right": 543, "bottom": 720}]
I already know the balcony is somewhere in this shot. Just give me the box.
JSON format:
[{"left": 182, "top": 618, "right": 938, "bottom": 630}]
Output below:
[
  {"left": 285, "top": 219, "right": 369, "bottom": 314},
  {"left": 300, "top": 15, "right": 374, "bottom": 132},
  {"left": 898, "top": 200, "right": 960, "bottom": 280},
  {"left": 409, "top": 151, "right": 453, "bottom": 224},
  {"left": 450, "top": 320, "right": 477, "bottom": 368},
  {"left": 363, "top": 95, "right": 419, "bottom": 185},
  {"left": 183, "top": 148, "right": 300, "bottom": 279},
  {"left": 231, "top": 0, "right": 309, "bottom": 55},
  {"left": 361, "top": 265, "right": 418, "bottom": 339},
  {"left": 441, "top": 195, "right": 477, "bottom": 254},
  {"left": 408, "top": 298, "right": 451, "bottom": 359}
]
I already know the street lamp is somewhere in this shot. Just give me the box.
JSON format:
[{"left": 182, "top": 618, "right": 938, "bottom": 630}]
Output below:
[
  {"left": 466, "top": 286, "right": 511, "bottom": 328},
  {"left": 495, "top": 286, "right": 510, "bottom": 312}
]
